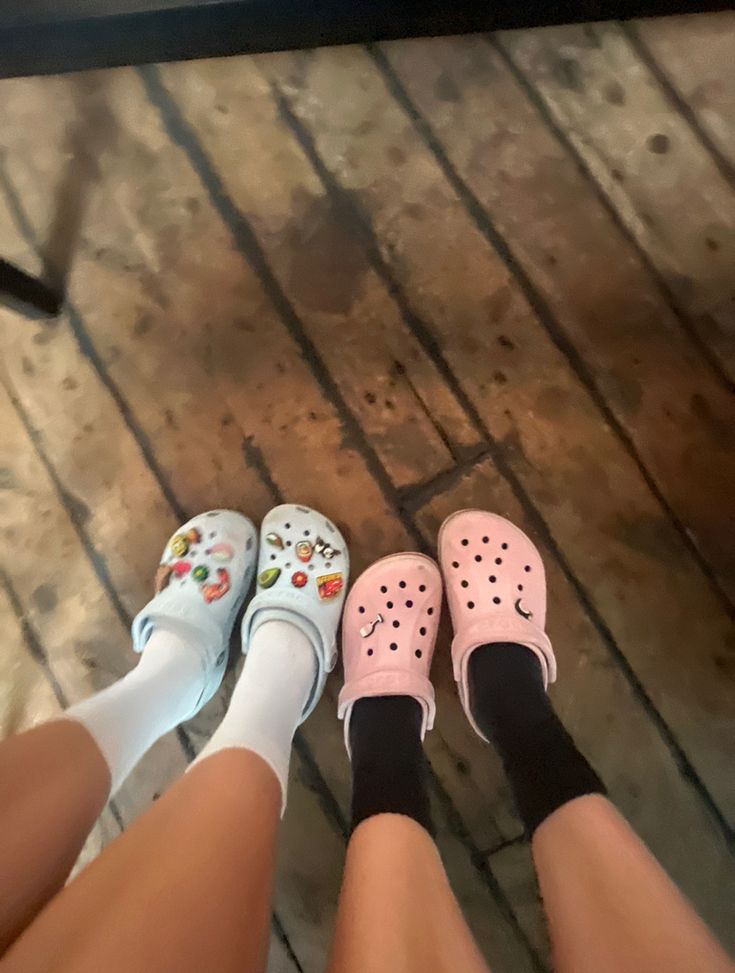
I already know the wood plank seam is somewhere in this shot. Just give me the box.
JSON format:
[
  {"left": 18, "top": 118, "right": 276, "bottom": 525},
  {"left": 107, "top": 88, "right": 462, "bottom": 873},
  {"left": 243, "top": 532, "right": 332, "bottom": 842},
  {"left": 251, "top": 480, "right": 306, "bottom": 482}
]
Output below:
[
  {"left": 0, "top": 133, "right": 544, "bottom": 968},
  {"left": 130, "top": 66, "right": 735, "bottom": 846},
  {"left": 621, "top": 21, "right": 735, "bottom": 190},
  {"left": 364, "top": 41, "right": 735, "bottom": 617},
  {"left": 271, "top": 913, "right": 306, "bottom": 973},
  {"left": 485, "top": 32, "right": 735, "bottom": 395}
]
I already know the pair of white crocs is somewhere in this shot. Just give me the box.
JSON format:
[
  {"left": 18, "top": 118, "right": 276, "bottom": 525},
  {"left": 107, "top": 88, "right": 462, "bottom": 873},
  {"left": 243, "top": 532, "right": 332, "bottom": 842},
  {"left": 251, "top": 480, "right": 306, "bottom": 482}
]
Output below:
[
  {"left": 132, "top": 504, "right": 350, "bottom": 727},
  {"left": 133, "top": 505, "right": 555, "bottom": 748},
  {"left": 338, "top": 510, "right": 556, "bottom": 749}
]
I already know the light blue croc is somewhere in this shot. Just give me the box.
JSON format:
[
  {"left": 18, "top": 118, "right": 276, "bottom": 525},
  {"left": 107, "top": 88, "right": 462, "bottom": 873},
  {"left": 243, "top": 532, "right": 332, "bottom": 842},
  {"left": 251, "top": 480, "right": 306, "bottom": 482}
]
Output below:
[
  {"left": 132, "top": 510, "right": 258, "bottom": 716},
  {"left": 241, "top": 503, "right": 349, "bottom": 720}
]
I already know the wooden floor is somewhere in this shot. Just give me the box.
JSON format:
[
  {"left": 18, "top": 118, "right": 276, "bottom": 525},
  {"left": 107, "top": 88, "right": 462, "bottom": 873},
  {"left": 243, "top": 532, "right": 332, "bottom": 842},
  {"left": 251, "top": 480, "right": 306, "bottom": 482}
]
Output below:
[{"left": 1, "top": 11, "right": 734, "bottom": 970}]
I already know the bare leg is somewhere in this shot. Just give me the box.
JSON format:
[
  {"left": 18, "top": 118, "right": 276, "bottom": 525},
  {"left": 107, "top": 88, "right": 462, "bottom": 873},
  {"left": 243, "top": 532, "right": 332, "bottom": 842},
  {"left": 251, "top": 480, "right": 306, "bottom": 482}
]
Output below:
[
  {"left": 533, "top": 794, "right": 733, "bottom": 973},
  {"left": 1, "top": 748, "right": 280, "bottom": 973},
  {"left": 0, "top": 720, "right": 110, "bottom": 953},
  {"left": 329, "top": 814, "right": 490, "bottom": 973}
]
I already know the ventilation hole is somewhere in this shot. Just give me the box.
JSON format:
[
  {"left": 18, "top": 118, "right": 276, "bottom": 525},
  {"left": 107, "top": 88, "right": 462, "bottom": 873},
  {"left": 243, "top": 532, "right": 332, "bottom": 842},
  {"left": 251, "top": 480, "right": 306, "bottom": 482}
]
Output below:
[
  {"left": 467, "top": 601, "right": 475, "bottom": 609},
  {"left": 380, "top": 585, "right": 388, "bottom": 593},
  {"left": 286, "top": 540, "right": 292, "bottom": 547},
  {"left": 406, "top": 600, "right": 413, "bottom": 608},
  {"left": 358, "top": 606, "right": 365, "bottom": 614},
  {"left": 495, "top": 557, "right": 502, "bottom": 565},
  {"left": 461, "top": 580, "right": 469, "bottom": 588},
  {"left": 325, "top": 561, "right": 332, "bottom": 568},
  {"left": 308, "top": 564, "right": 314, "bottom": 571},
  {"left": 427, "top": 607, "right": 434, "bottom": 615},
  {"left": 419, "top": 626, "right": 427, "bottom": 636},
  {"left": 518, "top": 584, "right": 523, "bottom": 592},
  {"left": 452, "top": 560, "right": 459, "bottom": 568},
  {"left": 474, "top": 554, "right": 482, "bottom": 562},
  {"left": 415, "top": 649, "right": 422, "bottom": 659},
  {"left": 419, "top": 584, "right": 426, "bottom": 592},
  {"left": 270, "top": 554, "right": 276, "bottom": 561},
  {"left": 304, "top": 529, "right": 310, "bottom": 536},
  {"left": 390, "top": 642, "right": 398, "bottom": 651},
  {"left": 285, "top": 522, "right": 291, "bottom": 529},
  {"left": 392, "top": 620, "right": 400, "bottom": 628},
  {"left": 482, "top": 536, "right": 489, "bottom": 544},
  {"left": 209, "top": 532, "right": 216, "bottom": 539},
  {"left": 493, "top": 596, "right": 501, "bottom": 604},
  {"left": 285, "top": 562, "right": 291, "bottom": 569},
  {"left": 461, "top": 538, "right": 469, "bottom": 546},
  {"left": 501, "top": 542, "right": 508, "bottom": 550},
  {"left": 489, "top": 575, "right": 497, "bottom": 583},
  {"left": 387, "top": 600, "right": 394, "bottom": 609},
  {"left": 367, "top": 648, "right": 374, "bottom": 656},
  {"left": 399, "top": 580, "right": 406, "bottom": 589},
  {"left": 524, "top": 565, "right": 531, "bottom": 572}
]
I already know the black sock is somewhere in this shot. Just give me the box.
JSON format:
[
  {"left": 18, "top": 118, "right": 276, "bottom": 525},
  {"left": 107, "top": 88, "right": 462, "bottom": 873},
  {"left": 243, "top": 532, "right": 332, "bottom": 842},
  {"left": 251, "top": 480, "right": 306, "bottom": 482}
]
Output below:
[
  {"left": 468, "top": 643, "right": 605, "bottom": 836},
  {"left": 349, "top": 696, "right": 434, "bottom": 836}
]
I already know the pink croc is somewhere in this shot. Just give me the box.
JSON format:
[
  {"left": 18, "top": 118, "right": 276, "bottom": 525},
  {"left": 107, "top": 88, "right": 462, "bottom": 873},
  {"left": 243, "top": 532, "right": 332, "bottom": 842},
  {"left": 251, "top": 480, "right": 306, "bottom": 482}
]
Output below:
[
  {"left": 438, "top": 510, "right": 556, "bottom": 741},
  {"left": 338, "top": 553, "right": 442, "bottom": 753}
]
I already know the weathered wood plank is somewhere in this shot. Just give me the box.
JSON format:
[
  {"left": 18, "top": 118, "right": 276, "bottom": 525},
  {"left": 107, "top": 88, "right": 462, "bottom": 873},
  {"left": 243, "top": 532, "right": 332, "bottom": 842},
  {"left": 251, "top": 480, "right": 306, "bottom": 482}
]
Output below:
[
  {"left": 497, "top": 22, "right": 735, "bottom": 382},
  {"left": 631, "top": 12, "right": 735, "bottom": 169},
  {"left": 416, "top": 459, "right": 735, "bottom": 951},
  {"left": 152, "top": 58, "right": 481, "bottom": 489},
  {"left": 253, "top": 43, "right": 735, "bottom": 824},
  {"left": 0, "top": 71, "right": 539, "bottom": 969},
  {"left": 376, "top": 34, "right": 735, "bottom": 604}
]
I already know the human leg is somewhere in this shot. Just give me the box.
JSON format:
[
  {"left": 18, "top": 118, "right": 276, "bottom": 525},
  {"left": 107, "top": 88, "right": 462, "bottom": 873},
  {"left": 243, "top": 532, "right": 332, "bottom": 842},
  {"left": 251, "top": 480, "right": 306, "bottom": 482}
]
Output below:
[
  {"left": 1, "top": 747, "right": 281, "bottom": 973},
  {"left": 440, "top": 509, "right": 733, "bottom": 973},
  {"left": 330, "top": 553, "right": 491, "bottom": 973},
  {"left": 0, "top": 510, "right": 257, "bottom": 953}
]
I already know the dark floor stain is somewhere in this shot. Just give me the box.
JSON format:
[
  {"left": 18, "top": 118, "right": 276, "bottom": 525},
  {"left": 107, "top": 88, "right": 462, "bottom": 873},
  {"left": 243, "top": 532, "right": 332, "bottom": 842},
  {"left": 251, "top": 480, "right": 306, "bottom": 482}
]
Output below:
[
  {"left": 704, "top": 237, "right": 720, "bottom": 252},
  {"left": 487, "top": 285, "right": 512, "bottom": 324},
  {"left": 134, "top": 312, "right": 154, "bottom": 337},
  {"left": 32, "top": 326, "right": 57, "bottom": 346},
  {"left": 285, "top": 191, "right": 368, "bottom": 314},
  {"left": 647, "top": 133, "right": 670, "bottom": 155},
  {"left": 551, "top": 55, "right": 583, "bottom": 92},
  {"left": 493, "top": 371, "right": 508, "bottom": 384},
  {"left": 603, "top": 80, "right": 626, "bottom": 106},
  {"left": 0, "top": 467, "right": 16, "bottom": 490},
  {"left": 62, "top": 376, "right": 78, "bottom": 391},
  {"left": 364, "top": 390, "right": 377, "bottom": 404},
  {"left": 690, "top": 393, "right": 733, "bottom": 448},
  {"left": 386, "top": 145, "right": 406, "bottom": 166},
  {"left": 404, "top": 201, "right": 426, "bottom": 221},
  {"left": 535, "top": 385, "right": 569, "bottom": 421},
  {"left": 434, "top": 71, "right": 461, "bottom": 103},
  {"left": 608, "top": 510, "right": 679, "bottom": 561},
  {"left": 611, "top": 167, "right": 625, "bottom": 182},
  {"left": 21, "top": 356, "right": 35, "bottom": 376},
  {"left": 31, "top": 582, "right": 57, "bottom": 614},
  {"left": 497, "top": 334, "right": 516, "bottom": 350}
]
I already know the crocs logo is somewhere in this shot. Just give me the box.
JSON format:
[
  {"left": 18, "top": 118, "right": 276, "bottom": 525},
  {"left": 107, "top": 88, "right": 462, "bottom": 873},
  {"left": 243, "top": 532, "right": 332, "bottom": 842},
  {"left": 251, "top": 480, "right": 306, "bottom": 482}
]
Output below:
[
  {"left": 514, "top": 598, "right": 533, "bottom": 620},
  {"left": 360, "top": 613, "right": 383, "bottom": 638}
]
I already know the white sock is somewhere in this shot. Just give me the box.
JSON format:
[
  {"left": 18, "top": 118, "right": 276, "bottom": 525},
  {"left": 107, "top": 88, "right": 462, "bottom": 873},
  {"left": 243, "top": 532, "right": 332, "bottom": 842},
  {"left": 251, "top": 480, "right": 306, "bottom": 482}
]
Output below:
[
  {"left": 194, "top": 619, "right": 317, "bottom": 809},
  {"left": 65, "top": 629, "right": 206, "bottom": 793}
]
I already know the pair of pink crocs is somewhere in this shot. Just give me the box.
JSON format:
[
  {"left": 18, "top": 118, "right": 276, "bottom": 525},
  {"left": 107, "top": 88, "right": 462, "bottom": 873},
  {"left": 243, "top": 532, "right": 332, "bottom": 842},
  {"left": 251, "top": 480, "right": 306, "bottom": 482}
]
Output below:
[{"left": 338, "top": 510, "right": 557, "bottom": 748}]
